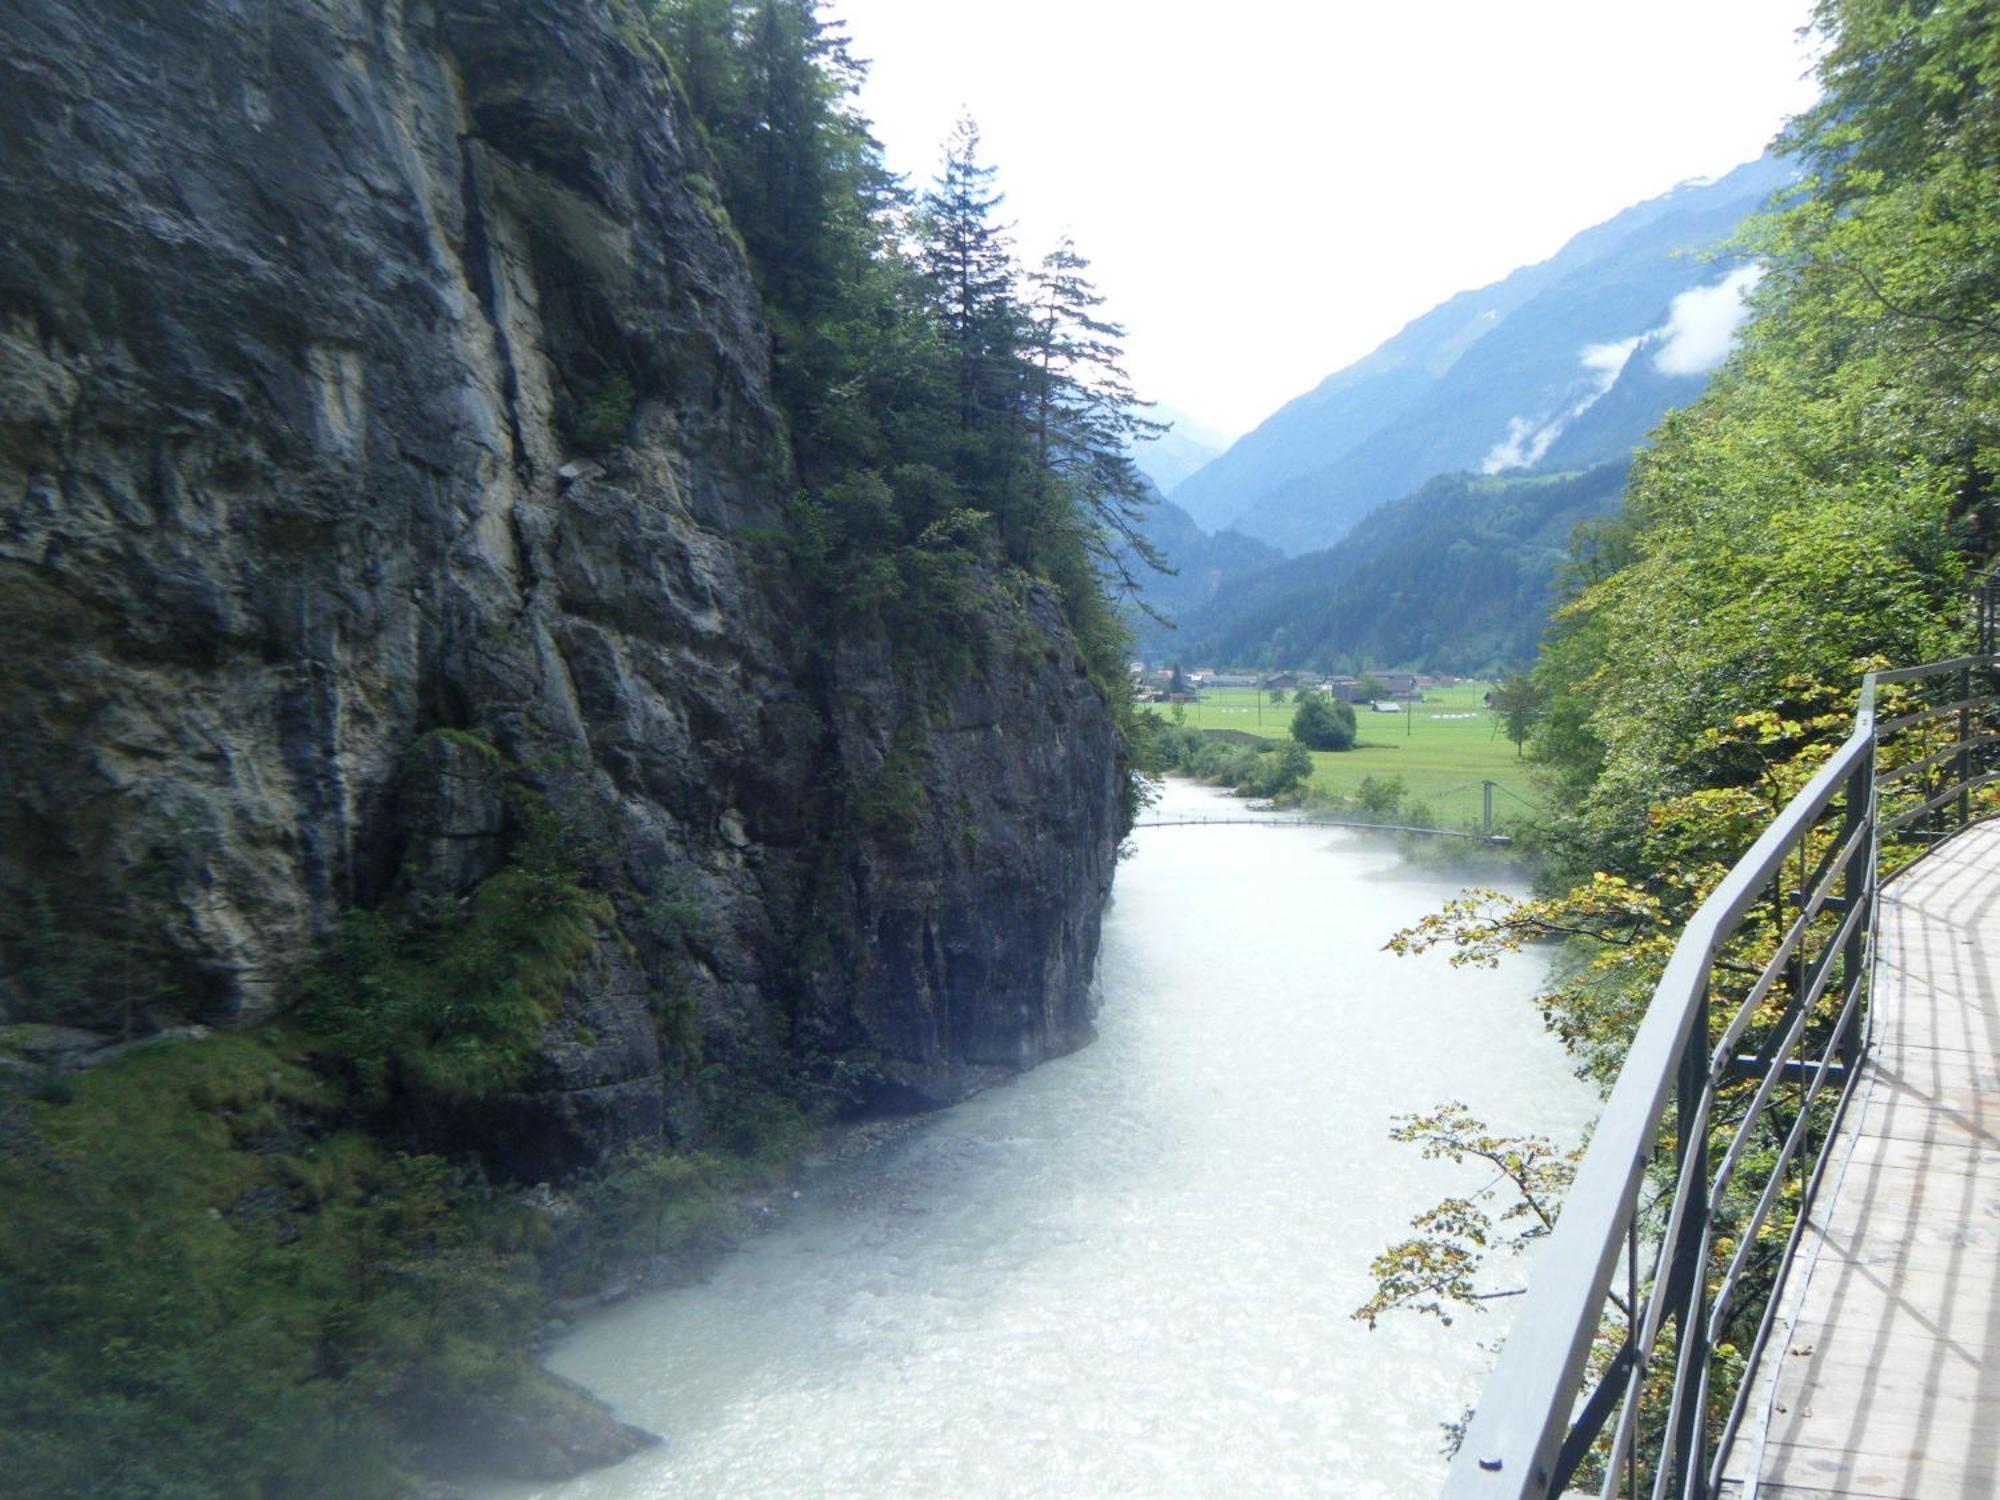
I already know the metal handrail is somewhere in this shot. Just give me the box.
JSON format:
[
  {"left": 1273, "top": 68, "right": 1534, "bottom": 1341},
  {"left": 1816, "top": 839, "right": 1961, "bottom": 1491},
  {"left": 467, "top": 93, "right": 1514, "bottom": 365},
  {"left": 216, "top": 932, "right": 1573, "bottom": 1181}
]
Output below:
[{"left": 1439, "top": 645, "right": 2000, "bottom": 1499}]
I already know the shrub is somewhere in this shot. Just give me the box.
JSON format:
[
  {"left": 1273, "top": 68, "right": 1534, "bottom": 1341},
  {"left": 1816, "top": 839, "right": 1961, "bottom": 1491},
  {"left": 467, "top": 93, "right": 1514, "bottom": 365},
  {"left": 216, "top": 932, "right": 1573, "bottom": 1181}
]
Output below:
[
  {"left": 1242, "top": 741, "right": 1314, "bottom": 798},
  {"left": 1289, "top": 691, "right": 1357, "bottom": 751},
  {"left": 572, "top": 371, "right": 635, "bottom": 452},
  {"left": 1354, "top": 774, "right": 1407, "bottom": 817},
  {"left": 0, "top": 1034, "right": 535, "bottom": 1498},
  {"left": 302, "top": 815, "right": 609, "bottom": 1106}
]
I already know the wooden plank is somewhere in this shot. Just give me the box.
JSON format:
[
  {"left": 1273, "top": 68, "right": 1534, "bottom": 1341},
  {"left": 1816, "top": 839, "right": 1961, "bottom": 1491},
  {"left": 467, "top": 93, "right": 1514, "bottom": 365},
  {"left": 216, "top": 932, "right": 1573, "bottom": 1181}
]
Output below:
[
  {"left": 1844, "top": 1133, "right": 2000, "bottom": 1176},
  {"left": 1721, "top": 1484, "right": 1928, "bottom": 1500},
  {"left": 1721, "top": 819, "right": 2000, "bottom": 1498},
  {"left": 1779, "top": 1251, "right": 2000, "bottom": 1329},
  {"left": 1815, "top": 1188, "right": 2000, "bottom": 1248},
  {"left": 1753, "top": 1439, "right": 1998, "bottom": 1497},
  {"left": 1765, "top": 1332, "right": 1999, "bottom": 1401}
]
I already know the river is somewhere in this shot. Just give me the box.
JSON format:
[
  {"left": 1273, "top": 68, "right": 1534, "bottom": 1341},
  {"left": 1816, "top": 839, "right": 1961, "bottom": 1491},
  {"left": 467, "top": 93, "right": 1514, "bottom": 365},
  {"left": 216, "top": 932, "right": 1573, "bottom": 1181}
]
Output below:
[{"left": 482, "top": 779, "right": 1598, "bottom": 1499}]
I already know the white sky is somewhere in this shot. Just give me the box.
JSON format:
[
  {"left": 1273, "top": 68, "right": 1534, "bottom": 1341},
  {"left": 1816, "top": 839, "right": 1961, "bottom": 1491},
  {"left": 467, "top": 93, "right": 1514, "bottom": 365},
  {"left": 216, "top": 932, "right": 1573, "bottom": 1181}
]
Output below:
[{"left": 828, "top": 0, "right": 1823, "bottom": 436}]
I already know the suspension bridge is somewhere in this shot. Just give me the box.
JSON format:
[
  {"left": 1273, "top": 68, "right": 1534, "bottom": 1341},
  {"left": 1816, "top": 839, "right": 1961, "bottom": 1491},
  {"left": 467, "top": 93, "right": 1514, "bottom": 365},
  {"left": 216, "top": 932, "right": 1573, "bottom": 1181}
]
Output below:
[
  {"left": 1440, "top": 578, "right": 2000, "bottom": 1499},
  {"left": 1133, "top": 779, "right": 1529, "bottom": 842}
]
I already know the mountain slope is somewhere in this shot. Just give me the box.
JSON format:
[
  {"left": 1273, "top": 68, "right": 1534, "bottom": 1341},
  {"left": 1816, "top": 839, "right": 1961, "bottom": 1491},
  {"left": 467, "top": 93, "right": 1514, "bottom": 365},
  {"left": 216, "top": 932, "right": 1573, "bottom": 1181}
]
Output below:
[
  {"left": 1120, "top": 494, "right": 1283, "bottom": 659},
  {"left": 1176, "top": 461, "right": 1631, "bottom": 673},
  {"left": 1130, "top": 405, "right": 1232, "bottom": 495},
  {"left": 1175, "top": 156, "right": 1792, "bottom": 553}
]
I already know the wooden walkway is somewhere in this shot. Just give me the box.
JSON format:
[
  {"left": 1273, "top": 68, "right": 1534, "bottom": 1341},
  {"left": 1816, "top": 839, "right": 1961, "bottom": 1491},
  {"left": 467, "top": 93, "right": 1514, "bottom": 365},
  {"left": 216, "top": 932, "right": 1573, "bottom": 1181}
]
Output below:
[{"left": 1721, "top": 822, "right": 2000, "bottom": 1498}]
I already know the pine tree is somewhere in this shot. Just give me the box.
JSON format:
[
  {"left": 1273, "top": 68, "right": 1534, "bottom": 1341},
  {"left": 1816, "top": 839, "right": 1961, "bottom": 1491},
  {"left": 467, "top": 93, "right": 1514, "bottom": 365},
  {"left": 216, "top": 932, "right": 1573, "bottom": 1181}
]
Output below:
[
  {"left": 650, "top": 15, "right": 1152, "bottom": 692},
  {"left": 654, "top": 0, "right": 747, "bottom": 145},
  {"left": 1022, "top": 236, "right": 1168, "bottom": 591},
  {"left": 654, "top": 0, "right": 924, "bottom": 499},
  {"left": 917, "top": 118, "right": 1021, "bottom": 445}
]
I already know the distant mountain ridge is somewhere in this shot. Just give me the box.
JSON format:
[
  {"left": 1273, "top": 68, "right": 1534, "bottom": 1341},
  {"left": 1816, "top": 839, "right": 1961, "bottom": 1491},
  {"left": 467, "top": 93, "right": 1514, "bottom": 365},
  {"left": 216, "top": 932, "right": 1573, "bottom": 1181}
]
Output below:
[
  {"left": 1170, "top": 461, "right": 1631, "bottom": 674},
  {"left": 1172, "top": 155, "right": 1794, "bottom": 554},
  {"left": 1129, "top": 405, "right": 1233, "bottom": 495},
  {"left": 1120, "top": 491, "right": 1282, "bottom": 659}
]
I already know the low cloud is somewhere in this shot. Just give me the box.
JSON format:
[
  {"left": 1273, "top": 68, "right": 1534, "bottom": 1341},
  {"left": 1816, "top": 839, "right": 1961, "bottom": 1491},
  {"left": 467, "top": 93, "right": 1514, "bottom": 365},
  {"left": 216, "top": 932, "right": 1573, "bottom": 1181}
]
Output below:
[
  {"left": 1653, "top": 265, "right": 1764, "bottom": 376},
  {"left": 1581, "top": 336, "right": 1641, "bottom": 384},
  {"left": 1481, "top": 336, "right": 1639, "bottom": 474},
  {"left": 1481, "top": 268, "right": 1763, "bottom": 475},
  {"left": 1482, "top": 415, "right": 1554, "bottom": 474}
]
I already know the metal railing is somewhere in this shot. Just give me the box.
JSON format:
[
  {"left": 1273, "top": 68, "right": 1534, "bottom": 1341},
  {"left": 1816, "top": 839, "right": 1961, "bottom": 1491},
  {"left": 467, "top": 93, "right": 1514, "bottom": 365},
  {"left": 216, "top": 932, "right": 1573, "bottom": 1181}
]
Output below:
[{"left": 1440, "top": 636, "right": 2000, "bottom": 1498}]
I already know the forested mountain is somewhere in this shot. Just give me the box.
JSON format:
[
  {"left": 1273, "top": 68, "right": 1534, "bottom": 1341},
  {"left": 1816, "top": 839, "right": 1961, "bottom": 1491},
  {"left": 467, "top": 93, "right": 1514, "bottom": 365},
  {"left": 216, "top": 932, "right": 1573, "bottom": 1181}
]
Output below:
[
  {"left": 1173, "top": 156, "right": 1793, "bottom": 554},
  {"left": 1174, "top": 461, "right": 1629, "bottom": 673},
  {"left": 1119, "top": 492, "right": 1282, "bottom": 658}
]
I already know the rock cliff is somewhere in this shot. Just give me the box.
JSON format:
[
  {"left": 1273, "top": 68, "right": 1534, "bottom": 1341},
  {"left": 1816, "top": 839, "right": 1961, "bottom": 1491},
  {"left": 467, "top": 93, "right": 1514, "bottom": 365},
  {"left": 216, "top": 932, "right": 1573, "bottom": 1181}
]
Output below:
[{"left": 0, "top": 0, "right": 1125, "bottom": 1169}]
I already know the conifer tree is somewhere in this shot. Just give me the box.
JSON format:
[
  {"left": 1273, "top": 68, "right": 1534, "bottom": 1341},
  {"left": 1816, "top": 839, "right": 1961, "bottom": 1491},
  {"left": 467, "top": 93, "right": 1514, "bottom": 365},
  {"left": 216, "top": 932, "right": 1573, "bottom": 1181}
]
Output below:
[
  {"left": 1023, "top": 236, "right": 1168, "bottom": 589},
  {"left": 652, "top": 12, "right": 1156, "bottom": 692},
  {"left": 917, "top": 118, "right": 1021, "bottom": 446},
  {"left": 654, "top": 0, "right": 745, "bottom": 132}
]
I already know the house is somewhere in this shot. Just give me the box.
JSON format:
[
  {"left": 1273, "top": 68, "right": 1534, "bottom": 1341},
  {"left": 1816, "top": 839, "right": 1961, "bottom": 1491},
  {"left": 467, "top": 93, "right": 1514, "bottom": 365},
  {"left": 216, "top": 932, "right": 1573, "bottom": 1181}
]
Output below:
[{"left": 1208, "top": 673, "right": 1260, "bottom": 689}]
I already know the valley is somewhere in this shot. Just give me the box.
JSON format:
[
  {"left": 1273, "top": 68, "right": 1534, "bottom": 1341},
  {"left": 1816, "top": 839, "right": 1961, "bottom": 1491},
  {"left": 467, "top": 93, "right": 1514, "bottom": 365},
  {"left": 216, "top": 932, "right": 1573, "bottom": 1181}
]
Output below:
[
  {"left": 1152, "top": 683, "right": 1536, "bottom": 829},
  {"left": 3, "top": 0, "right": 1990, "bottom": 1495},
  {"left": 1131, "top": 158, "right": 1791, "bottom": 679}
]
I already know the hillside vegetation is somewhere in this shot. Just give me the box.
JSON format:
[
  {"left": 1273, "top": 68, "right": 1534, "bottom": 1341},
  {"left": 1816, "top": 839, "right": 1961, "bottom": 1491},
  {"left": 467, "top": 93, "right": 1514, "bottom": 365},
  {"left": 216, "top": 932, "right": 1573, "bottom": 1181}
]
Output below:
[
  {"left": 1174, "top": 461, "right": 1630, "bottom": 674},
  {"left": 1375, "top": 0, "right": 1999, "bottom": 1389},
  {"left": 1533, "top": 0, "right": 1994, "bottom": 860}
]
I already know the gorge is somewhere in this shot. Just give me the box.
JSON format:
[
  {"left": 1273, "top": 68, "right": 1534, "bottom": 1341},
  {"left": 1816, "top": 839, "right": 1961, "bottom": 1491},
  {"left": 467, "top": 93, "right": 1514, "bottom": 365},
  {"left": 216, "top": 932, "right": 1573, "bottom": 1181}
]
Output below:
[{"left": 4, "top": 0, "right": 1985, "bottom": 1493}]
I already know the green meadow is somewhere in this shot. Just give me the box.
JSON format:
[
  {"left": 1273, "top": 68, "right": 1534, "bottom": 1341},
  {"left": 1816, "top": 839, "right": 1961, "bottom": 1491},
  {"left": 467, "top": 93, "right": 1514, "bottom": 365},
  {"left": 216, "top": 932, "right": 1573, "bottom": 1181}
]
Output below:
[{"left": 1171, "top": 682, "right": 1541, "bottom": 827}]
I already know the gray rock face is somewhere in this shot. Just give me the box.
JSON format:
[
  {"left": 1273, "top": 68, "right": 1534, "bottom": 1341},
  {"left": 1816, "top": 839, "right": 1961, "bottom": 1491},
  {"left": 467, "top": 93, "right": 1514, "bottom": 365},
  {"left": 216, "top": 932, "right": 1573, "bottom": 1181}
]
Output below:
[
  {"left": 0, "top": 0, "right": 1124, "bottom": 1166},
  {"left": 399, "top": 732, "right": 509, "bottom": 896}
]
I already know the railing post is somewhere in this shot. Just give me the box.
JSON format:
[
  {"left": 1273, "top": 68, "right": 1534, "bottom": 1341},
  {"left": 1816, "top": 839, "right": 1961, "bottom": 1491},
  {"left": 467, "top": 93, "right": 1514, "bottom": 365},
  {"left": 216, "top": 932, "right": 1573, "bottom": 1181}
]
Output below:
[
  {"left": 1958, "top": 665, "right": 1972, "bottom": 830},
  {"left": 1669, "top": 1003, "right": 1710, "bottom": 1498},
  {"left": 1838, "top": 748, "right": 1873, "bottom": 1069}
]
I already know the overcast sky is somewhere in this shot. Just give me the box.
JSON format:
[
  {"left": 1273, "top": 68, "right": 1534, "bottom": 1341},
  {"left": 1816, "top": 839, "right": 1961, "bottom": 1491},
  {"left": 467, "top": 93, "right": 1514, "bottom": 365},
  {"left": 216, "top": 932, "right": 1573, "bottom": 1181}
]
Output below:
[{"left": 828, "top": 0, "right": 1823, "bottom": 436}]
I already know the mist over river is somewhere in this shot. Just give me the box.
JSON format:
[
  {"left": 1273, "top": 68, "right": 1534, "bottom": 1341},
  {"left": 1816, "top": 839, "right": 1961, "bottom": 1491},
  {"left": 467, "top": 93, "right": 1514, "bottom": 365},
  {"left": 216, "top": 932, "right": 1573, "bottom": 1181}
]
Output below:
[{"left": 483, "top": 779, "right": 1598, "bottom": 1499}]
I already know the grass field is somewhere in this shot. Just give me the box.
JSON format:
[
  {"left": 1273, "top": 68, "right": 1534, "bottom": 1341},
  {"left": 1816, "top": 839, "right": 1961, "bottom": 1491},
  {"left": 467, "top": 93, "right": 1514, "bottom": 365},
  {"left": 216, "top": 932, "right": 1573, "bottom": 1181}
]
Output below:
[{"left": 1171, "top": 682, "right": 1542, "bottom": 827}]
